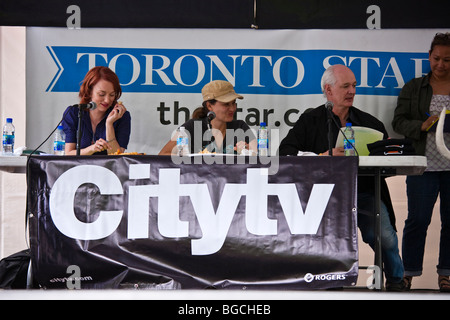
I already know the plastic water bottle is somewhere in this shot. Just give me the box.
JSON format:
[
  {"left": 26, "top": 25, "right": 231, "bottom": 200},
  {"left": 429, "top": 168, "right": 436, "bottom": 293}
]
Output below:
[
  {"left": 53, "top": 125, "right": 66, "bottom": 155},
  {"left": 344, "top": 122, "right": 356, "bottom": 156},
  {"left": 176, "top": 126, "right": 189, "bottom": 156},
  {"left": 258, "top": 122, "right": 269, "bottom": 156},
  {"left": 2, "top": 118, "right": 15, "bottom": 156}
]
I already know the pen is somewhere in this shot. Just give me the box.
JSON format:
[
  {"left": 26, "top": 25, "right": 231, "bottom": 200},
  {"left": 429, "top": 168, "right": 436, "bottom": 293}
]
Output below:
[{"left": 426, "top": 112, "right": 431, "bottom": 117}]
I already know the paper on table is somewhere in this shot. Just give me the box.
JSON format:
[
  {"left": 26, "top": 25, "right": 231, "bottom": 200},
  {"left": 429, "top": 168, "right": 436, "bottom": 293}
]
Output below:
[{"left": 335, "top": 126, "right": 384, "bottom": 156}]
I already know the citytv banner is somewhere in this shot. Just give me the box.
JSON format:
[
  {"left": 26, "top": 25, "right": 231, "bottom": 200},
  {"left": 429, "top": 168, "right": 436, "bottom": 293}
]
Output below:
[
  {"left": 26, "top": 28, "right": 436, "bottom": 154},
  {"left": 28, "top": 155, "right": 358, "bottom": 289}
]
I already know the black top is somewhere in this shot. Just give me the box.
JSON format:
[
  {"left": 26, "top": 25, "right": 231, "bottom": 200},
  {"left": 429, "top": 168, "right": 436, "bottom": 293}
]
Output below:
[
  {"left": 62, "top": 105, "right": 131, "bottom": 155},
  {"left": 279, "top": 104, "right": 396, "bottom": 229},
  {"left": 181, "top": 118, "right": 256, "bottom": 154},
  {"left": 279, "top": 105, "right": 388, "bottom": 156}
]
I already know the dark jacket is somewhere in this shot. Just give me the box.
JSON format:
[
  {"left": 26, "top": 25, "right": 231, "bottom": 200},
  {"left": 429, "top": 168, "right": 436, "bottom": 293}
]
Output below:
[
  {"left": 392, "top": 72, "right": 433, "bottom": 156},
  {"left": 279, "top": 104, "right": 397, "bottom": 229}
]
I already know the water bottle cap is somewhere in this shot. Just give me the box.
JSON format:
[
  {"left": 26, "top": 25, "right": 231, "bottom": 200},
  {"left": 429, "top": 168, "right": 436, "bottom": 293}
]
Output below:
[
  {"left": 260, "top": 122, "right": 266, "bottom": 127},
  {"left": 6, "top": 118, "right": 12, "bottom": 123},
  {"left": 346, "top": 122, "right": 352, "bottom": 126},
  {"left": 57, "top": 125, "right": 63, "bottom": 130}
]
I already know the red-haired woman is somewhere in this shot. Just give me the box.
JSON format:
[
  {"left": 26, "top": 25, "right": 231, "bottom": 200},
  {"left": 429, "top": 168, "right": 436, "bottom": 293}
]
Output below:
[{"left": 62, "top": 66, "right": 131, "bottom": 155}]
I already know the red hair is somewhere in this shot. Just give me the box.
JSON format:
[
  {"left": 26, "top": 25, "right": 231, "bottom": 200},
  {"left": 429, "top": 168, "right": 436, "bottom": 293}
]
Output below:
[{"left": 78, "top": 66, "right": 122, "bottom": 105}]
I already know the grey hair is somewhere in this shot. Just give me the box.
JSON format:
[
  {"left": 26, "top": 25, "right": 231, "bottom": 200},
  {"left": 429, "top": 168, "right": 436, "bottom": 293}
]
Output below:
[{"left": 320, "top": 65, "right": 339, "bottom": 97}]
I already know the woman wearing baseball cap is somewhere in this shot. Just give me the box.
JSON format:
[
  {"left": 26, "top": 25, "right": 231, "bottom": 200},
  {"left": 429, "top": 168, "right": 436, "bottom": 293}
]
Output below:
[{"left": 158, "top": 80, "right": 256, "bottom": 155}]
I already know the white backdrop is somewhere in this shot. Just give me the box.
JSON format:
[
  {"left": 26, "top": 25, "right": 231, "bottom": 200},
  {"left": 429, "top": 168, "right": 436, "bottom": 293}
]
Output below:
[{"left": 26, "top": 28, "right": 437, "bottom": 154}]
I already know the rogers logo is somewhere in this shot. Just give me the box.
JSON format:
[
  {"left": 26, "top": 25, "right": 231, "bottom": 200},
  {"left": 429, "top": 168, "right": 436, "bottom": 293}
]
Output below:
[
  {"left": 304, "top": 273, "right": 315, "bottom": 283},
  {"left": 304, "top": 273, "right": 347, "bottom": 282}
]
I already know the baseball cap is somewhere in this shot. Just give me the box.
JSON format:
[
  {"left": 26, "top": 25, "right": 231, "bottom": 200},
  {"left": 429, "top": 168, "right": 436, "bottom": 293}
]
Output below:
[{"left": 201, "top": 80, "right": 243, "bottom": 103}]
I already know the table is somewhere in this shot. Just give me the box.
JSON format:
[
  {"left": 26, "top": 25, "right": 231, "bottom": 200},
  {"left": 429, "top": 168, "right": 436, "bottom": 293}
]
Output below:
[
  {"left": 358, "top": 156, "right": 427, "bottom": 290},
  {"left": 358, "top": 155, "right": 427, "bottom": 176},
  {"left": 0, "top": 155, "right": 27, "bottom": 173},
  {"left": 0, "top": 154, "right": 427, "bottom": 175}
]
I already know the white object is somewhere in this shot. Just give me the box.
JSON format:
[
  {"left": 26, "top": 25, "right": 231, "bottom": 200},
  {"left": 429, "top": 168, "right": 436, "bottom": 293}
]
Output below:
[{"left": 436, "top": 106, "right": 450, "bottom": 160}]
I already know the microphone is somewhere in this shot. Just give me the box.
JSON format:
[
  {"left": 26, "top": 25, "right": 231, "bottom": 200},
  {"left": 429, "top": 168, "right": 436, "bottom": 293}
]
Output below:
[
  {"left": 206, "top": 111, "right": 216, "bottom": 145},
  {"left": 207, "top": 111, "right": 216, "bottom": 122},
  {"left": 74, "top": 101, "right": 96, "bottom": 155},
  {"left": 324, "top": 100, "right": 359, "bottom": 156},
  {"left": 73, "top": 101, "right": 97, "bottom": 110},
  {"left": 325, "top": 101, "right": 334, "bottom": 156}
]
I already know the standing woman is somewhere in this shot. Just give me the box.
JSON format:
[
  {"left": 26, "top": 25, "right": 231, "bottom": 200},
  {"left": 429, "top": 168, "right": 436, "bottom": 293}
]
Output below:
[
  {"left": 392, "top": 32, "right": 450, "bottom": 292},
  {"left": 62, "top": 66, "right": 131, "bottom": 155}
]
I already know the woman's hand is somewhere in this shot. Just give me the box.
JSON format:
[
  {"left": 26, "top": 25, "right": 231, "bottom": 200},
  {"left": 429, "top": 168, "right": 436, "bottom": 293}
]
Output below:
[
  {"left": 106, "top": 101, "right": 127, "bottom": 125},
  {"left": 421, "top": 115, "right": 439, "bottom": 131},
  {"left": 104, "top": 101, "right": 126, "bottom": 154},
  {"left": 234, "top": 141, "right": 257, "bottom": 155},
  {"left": 90, "top": 138, "right": 111, "bottom": 154},
  {"left": 234, "top": 141, "right": 248, "bottom": 154}
]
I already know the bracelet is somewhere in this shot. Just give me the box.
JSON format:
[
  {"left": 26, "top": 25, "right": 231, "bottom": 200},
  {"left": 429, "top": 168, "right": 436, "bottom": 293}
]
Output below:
[{"left": 107, "top": 138, "right": 117, "bottom": 143}]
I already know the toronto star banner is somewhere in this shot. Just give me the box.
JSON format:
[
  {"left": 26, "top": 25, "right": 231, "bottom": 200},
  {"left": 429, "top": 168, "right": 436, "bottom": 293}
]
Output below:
[{"left": 28, "top": 155, "right": 358, "bottom": 289}]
